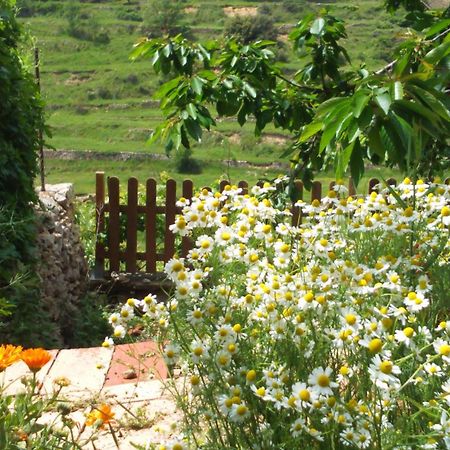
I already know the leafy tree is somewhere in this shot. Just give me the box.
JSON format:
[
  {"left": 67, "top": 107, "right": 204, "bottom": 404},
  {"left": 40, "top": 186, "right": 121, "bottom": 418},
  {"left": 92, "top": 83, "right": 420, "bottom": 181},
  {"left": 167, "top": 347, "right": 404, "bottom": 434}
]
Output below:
[
  {"left": 133, "top": 1, "right": 450, "bottom": 189},
  {"left": 0, "top": 0, "right": 44, "bottom": 275},
  {"left": 224, "top": 13, "right": 278, "bottom": 44},
  {"left": 142, "top": 0, "right": 187, "bottom": 37},
  {"left": 0, "top": 0, "right": 54, "bottom": 346}
]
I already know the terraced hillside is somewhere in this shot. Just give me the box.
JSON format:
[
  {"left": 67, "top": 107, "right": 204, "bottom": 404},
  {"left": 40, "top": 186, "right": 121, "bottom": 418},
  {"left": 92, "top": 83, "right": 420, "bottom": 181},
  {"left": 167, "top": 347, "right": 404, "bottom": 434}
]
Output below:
[{"left": 18, "top": 0, "right": 408, "bottom": 191}]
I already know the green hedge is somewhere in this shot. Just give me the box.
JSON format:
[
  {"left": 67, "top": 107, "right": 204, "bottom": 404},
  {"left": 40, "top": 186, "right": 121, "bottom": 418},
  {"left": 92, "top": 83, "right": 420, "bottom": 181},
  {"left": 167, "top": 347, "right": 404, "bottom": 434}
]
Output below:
[{"left": 0, "top": 0, "right": 44, "bottom": 279}]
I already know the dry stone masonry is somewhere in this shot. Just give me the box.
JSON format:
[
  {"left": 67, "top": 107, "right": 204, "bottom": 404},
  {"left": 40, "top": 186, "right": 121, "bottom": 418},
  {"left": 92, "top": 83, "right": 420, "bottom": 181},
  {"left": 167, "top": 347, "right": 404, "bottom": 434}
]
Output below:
[{"left": 35, "top": 184, "right": 88, "bottom": 345}]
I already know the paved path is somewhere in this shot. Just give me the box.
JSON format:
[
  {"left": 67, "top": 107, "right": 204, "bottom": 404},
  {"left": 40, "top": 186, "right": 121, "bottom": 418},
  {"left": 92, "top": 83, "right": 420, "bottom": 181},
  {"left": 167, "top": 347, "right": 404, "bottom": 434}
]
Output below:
[{"left": 3, "top": 342, "right": 180, "bottom": 449}]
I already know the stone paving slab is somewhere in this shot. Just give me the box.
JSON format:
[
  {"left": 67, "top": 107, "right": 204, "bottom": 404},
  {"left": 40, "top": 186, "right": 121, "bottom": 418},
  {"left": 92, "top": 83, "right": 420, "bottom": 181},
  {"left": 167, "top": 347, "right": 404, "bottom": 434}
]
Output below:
[
  {"left": 102, "top": 379, "right": 165, "bottom": 403},
  {"left": 105, "top": 341, "right": 168, "bottom": 386},
  {"left": 42, "top": 347, "right": 113, "bottom": 399}
]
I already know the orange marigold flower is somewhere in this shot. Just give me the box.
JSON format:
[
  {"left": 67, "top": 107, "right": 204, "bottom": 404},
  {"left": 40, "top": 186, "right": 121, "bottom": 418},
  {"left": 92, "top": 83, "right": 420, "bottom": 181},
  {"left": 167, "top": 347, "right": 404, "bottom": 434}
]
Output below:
[
  {"left": 86, "top": 404, "right": 115, "bottom": 429},
  {"left": 20, "top": 348, "right": 52, "bottom": 373},
  {"left": 0, "top": 344, "right": 23, "bottom": 372}
]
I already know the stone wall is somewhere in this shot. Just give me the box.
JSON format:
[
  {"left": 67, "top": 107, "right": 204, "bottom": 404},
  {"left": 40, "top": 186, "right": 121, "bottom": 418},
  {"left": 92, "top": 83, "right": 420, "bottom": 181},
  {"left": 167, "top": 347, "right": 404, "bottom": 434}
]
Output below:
[{"left": 35, "top": 184, "right": 88, "bottom": 345}]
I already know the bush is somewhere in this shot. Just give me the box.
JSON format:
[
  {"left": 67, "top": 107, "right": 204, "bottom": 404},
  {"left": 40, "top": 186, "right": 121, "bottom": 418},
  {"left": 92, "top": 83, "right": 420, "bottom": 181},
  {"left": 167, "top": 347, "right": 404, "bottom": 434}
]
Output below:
[
  {"left": 116, "top": 6, "right": 142, "bottom": 22},
  {"left": 224, "top": 13, "right": 278, "bottom": 44},
  {"left": 63, "top": 2, "right": 110, "bottom": 44},
  {"left": 282, "top": 0, "right": 306, "bottom": 14},
  {"left": 0, "top": 0, "right": 46, "bottom": 344},
  {"left": 142, "top": 0, "right": 187, "bottom": 37},
  {"left": 174, "top": 148, "right": 202, "bottom": 174},
  {"left": 107, "top": 177, "right": 450, "bottom": 449}
]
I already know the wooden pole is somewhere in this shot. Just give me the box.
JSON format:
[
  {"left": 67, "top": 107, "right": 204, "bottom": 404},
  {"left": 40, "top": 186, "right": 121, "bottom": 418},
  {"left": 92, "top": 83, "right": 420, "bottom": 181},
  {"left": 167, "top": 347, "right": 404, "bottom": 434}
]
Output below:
[{"left": 34, "top": 47, "right": 45, "bottom": 192}]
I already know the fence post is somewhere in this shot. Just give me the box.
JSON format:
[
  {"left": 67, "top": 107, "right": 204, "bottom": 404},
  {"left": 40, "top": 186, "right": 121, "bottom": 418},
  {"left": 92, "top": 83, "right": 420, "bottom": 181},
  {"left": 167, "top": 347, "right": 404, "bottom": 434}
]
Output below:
[
  {"left": 311, "top": 181, "right": 322, "bottom": 202},
  {"left": 94, "top": 171, "right": 105, "bottom": 279},
  {"left": 126, "top": 177, "right": 138, "bottom": 272},
  {"left": 145, "top": 179, "right": 157, "bottom": 273},
  {"left": 108, "top": 177, "right": 121, "bottom": 273}
]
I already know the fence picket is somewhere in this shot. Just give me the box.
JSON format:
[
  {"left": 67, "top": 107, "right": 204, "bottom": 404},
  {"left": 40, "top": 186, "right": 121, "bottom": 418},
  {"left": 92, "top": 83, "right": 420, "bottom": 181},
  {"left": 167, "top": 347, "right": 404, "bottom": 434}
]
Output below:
[
  {"left": 368, "top": 178, "right": 380, "bottom": 193},
  {"left": 94, "top": 172, "right": 105, "bottom": 278},
  {"left": 107, "top": 176, "right": 121, "bottom": 272},
  {"left": 125, "top": 177, "right": 138, "bottom": 272},
  {"left": 145, "top": 179, "right": 157, "bottom": 273},
  {"left": 311, "top": 181, "right": 322, "bottom": 202},
  {"left": 238, "top": 180, "right": 248, "bottom": 195}
]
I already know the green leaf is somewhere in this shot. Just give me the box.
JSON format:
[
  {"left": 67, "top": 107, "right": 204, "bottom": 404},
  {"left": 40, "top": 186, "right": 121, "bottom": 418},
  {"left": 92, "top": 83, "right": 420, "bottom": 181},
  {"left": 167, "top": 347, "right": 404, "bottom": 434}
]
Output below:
[
  {"left": 243, "top": 82, "right": 257, "bottom": 98},
  {"left": 407, "top": 84, "right": 450, "bottom": 122},
  {"left": 352, "top": 91, "right": 370, "bottom": 118},
  {"left": 310, "top": 18, "right": 325, "bottom": 35},
  {"left": 393, "top": 50, "right": 412, "bottom": 77},
  {"left": 319, "top": 107, "right": 351, "bottom": 152},
  {"left": 162, "top": 43, "right": 172, "bottom": 57},
  {"left": 423, "top": 40, "right": 450, "bottom": 65},
  {"left": 316, "top": 97, "right": 347, "bottom": 116},
  {"left": 368, "top": 124, "right": 386, "bottom": 159},
  {"left": 375, "top": 92, "right": 392, "bottom": 115},
  {"left": 129, "top": 40, "right": 152, "bottom": 61},
  {"left": 335, "top": 141, "right": 355, "bottom": 179},
  {"left": 349, "top": 139, "right": 365, "bottom": 187},
  {"left": 237, "top": 105, "right": 248, "bottom": 126},
  {"left": 424, "top": 19, "right": 450, "bottom": 38},
  {"left": 191, "top": 76, "right": 203, "bottom": 95},
  {"left": 299, "top": 122, "right": 323, "bottom": 142},
  {"left": 186, "top": 103, "right": 197, "bottom": 120},
  {"left": 393, "top": 81, "right": 403, "bottom": 101},
  {"left": 184, "top": 118, "right": 202, "bottom": 142}
]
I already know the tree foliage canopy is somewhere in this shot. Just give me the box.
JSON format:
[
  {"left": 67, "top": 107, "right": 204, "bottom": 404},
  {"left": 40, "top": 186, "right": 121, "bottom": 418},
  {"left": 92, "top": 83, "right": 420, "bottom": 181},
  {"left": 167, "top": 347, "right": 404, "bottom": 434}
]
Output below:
[
  {"left": 0, "top": 0, "right": 45, "bottom": 276},
  {"left": 133, "top": 1, "right": 450, "bottom": 190}
]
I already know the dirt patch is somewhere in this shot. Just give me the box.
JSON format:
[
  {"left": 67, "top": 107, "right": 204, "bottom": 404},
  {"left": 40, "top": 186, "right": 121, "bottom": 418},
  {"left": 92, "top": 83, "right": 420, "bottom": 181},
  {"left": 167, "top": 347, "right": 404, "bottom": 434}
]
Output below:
[
  {"left": 262, "top": 133, "right": 290, "bottom": 145},
  {"left": 223, "top": 6, "right": 258, "bottom": 17},
  {"left": 64, "top": 74, "right": 91, "bottom": 86},
  {"left": 184, "top": 6, "right": 198, "bottom": 14},
  {"left": 227, "top": 133, "right": 241, "bottom": 144}
]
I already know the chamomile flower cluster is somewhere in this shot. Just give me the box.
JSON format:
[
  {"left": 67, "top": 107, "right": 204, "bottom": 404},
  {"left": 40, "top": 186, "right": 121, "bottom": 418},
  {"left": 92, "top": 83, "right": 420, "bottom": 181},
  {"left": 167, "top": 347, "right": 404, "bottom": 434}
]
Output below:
[{"left": 107, "top": 177, "right": 450, "bottom": 449}]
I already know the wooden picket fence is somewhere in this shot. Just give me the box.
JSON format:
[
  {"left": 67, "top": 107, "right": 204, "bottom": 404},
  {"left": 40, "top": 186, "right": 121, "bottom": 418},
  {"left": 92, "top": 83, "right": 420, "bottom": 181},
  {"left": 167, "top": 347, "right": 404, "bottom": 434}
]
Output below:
[{"left": 94, "top": 172, "right": 399, "bottom": 278}]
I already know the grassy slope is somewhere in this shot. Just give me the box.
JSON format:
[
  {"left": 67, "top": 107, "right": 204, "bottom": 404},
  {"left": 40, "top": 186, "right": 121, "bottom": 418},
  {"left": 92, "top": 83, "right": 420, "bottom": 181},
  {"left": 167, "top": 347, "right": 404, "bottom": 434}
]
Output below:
[{"left": 19, "top": 0, "right": 406, "bottom": 193}]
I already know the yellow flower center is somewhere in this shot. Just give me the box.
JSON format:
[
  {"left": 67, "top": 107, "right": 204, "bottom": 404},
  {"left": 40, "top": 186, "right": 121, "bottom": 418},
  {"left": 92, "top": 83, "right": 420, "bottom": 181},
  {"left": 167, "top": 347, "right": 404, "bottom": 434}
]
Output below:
[
  {"left": 403, "top": 327, "right": 414, "bottom": 338},
  {"left": 317, "top": 374, "right": 330, "bottom": 388},
  {"left": 368, "top": 338, "right": 383, "bottom": 353},
  {"left": 193, "top": 347, "right": 203, "bottom": 356},
  {"left": 299, "top": 389, "right": 310, "bottom": 402},
  {"left": 380, "top": 361, "right": 393, "bottom": 374},
  {"left": 246, "top": 370, "right": 256, "bottom": 382},
  {"left": 345, "top": 314, "right": 357, "bottom": 325},
  {"left": 236, "top": 405, "right": 248, "bottom": 416},
  {"left": 256, "top": 387, "right": 265, "bottom": 396},
  {"left": 439, "top": 344, "right": 450, "bottom": 356}
]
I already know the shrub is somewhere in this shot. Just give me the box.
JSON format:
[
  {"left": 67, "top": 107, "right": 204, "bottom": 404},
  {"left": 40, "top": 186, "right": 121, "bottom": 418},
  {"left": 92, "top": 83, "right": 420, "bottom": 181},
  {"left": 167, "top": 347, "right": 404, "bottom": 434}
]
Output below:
[
  {"left": 174, "top": 148, "right": 202, "bottom": 174},
  {"left": 63, "top": 2, "right": 110, "bottom": 44},
  {"left": 107, "top": 177, "right": 450, "bottom": 449},
  {"left": 116, "top": 6, "right": 142, "bottom": 22},
  {"left": 224, "top": 13, "right": 278, "bottom": 44},
  {"left": 0, "top": 0, "right": 46, "bottom": 344}
]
